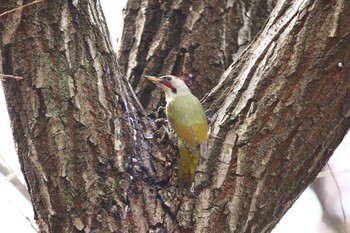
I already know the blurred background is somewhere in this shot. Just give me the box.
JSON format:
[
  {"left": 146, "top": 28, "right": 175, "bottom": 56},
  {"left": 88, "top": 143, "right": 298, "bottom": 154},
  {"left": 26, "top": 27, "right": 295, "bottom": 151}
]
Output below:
[{"left": 0, "top": 1, "right": 348, "bottom": 232}]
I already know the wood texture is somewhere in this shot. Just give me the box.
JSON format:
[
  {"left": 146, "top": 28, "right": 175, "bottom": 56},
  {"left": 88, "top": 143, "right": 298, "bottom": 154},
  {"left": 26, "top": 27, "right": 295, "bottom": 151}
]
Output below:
[
  {"left": 118, "top": 0, "right": 277, "bottom": 111},
  {"left": 0, "top": 0, "right": 349, "bottom": 232}
]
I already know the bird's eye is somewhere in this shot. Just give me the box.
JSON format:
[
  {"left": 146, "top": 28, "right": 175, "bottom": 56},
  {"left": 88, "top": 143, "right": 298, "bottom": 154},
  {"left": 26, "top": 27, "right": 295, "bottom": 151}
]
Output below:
[{"left": 164, "top": 76, "right": 172, "bottom": 82}]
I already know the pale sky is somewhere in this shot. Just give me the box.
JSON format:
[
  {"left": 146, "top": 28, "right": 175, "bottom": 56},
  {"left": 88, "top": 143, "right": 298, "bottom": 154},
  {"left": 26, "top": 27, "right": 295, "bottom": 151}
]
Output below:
[
  {"left": 100, "top": 0, "right": 127, "bottom": 49},
  {"left": 0, "top": 1, "right": 348, "bottom": 232}
]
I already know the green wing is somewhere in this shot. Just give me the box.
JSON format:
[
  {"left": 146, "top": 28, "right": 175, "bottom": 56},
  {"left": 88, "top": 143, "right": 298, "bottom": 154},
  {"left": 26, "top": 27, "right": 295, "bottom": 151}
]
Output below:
[{"left": 167, "top": 94, "right": 208, "bottom": 145}]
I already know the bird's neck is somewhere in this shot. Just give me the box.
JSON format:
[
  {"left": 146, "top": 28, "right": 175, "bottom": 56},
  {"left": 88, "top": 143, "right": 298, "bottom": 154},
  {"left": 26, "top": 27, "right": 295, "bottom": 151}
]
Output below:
[{"left": 165, "top": 92, "right": 192, "bottom": 103}]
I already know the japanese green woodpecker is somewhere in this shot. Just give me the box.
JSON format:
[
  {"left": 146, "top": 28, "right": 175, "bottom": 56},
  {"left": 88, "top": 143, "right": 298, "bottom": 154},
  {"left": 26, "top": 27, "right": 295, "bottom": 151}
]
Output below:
[{"left": 143, "top": 75, "right": 208, "bottom": 189}]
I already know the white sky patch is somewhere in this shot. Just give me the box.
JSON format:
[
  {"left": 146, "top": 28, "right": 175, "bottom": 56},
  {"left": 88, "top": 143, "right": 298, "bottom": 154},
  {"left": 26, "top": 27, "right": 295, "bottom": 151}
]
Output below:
[
  {"left": 0, "top": 82, "right": 37, "bottom": 232},
  {"left": 100, "top": 0, "right": 127, "bottom": 50}
]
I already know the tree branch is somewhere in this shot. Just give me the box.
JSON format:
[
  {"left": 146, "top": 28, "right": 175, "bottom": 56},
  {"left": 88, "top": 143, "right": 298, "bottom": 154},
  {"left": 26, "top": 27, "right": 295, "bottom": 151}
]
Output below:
[{"left": 0, "top": 0, "right": 43, "bottom": 18}]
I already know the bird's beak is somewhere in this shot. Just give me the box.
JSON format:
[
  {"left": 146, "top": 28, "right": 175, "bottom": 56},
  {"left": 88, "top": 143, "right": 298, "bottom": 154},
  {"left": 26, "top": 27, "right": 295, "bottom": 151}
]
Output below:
[{"left": 143, "top": 75, "right": 161, "bottom": 83}]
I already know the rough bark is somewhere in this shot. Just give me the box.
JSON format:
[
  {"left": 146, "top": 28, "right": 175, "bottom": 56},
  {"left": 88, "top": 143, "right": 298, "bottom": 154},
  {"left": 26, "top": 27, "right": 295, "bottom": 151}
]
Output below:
[
  {"left": 0, "top": 0, "right": 349, "bottom": 233},
  {"left": 118, "top": 0, "right": 277, "bottom": 111},
  {"left": 199, "top": 1, "right": 350, "bottom": 231},
  {"left": 0, "top": 1, "right": 171, "bottom": 232}
]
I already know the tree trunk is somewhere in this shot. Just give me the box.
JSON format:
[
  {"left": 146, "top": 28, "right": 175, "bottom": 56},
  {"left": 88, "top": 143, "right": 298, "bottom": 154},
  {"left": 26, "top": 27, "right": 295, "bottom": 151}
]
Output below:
[
  {"left": 118, "top": 0, "right": 277, "bottom": 110},
  {"left": 0, "top": 0, "right": 349, "bottom": 233},
  {"left": 0, "top": 1, "right": 167, "bottom": 232}
]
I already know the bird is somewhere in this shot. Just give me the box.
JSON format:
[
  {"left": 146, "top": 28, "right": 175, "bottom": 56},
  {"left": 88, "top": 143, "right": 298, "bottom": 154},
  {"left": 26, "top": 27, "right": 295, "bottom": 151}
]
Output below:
[{"left": 143, "top": 74, "right": 208, "bottom": 190}]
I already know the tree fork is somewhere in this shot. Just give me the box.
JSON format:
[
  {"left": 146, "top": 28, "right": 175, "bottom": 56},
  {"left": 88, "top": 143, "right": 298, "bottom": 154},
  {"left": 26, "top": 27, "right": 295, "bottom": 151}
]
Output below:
[
  {"left": 0, "top": 0, "right": 349, "bottom": 232},
  {"left": 118, "top": 0, "right": 278, "bottom": 110}
]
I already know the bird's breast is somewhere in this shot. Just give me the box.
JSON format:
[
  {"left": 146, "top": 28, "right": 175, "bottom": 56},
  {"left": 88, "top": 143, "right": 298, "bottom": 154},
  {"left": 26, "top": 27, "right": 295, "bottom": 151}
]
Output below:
[{"left": 166, "top": 95, "right": 208, "bottom": 145}]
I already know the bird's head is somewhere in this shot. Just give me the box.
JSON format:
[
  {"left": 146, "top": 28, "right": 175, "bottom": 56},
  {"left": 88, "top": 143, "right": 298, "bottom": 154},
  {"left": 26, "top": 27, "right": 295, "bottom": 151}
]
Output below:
[{"left": 143, "top": 75, "right": 191, "bottom": 99}]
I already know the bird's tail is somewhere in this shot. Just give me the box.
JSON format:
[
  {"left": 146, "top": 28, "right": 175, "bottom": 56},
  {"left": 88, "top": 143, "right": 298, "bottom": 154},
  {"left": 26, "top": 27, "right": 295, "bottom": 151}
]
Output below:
[{"left": 177, "top": 138, "right": 199, "bottom": 190}]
